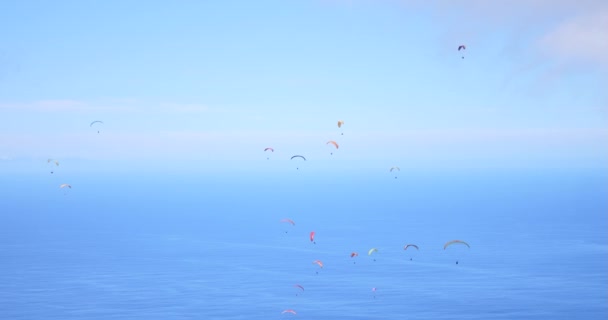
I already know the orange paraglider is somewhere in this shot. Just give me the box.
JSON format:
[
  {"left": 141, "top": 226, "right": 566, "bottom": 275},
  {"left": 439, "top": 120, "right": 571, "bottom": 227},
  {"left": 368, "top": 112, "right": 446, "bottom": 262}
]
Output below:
[{"left": 326, "top": 140, "right": 339, "bottom": 155}]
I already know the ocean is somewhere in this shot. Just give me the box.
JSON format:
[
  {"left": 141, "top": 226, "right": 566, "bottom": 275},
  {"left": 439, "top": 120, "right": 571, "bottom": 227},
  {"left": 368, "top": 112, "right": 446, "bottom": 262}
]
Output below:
[{"left": 1, "top": 168, "right": 606, "bottom": 319}]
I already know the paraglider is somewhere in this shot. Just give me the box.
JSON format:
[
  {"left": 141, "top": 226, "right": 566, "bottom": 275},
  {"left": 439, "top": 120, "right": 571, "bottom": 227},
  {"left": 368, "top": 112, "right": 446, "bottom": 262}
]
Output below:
[
  {"left": 404, "top": 244, "right": 419, "bottom": 261},
  {"left": 291, "top": 155, "right": 306, "bottom": 170},
  {"left": 310, "top": 231, "right": 316, "bottom": 244},
  {"left": 390, "top": 166, "right": 400, "bottom": 179},
  {"left": 326, "top": 140, "right": 339, "bottom": 155},
  {"left": 90, "top": 120, "right": 103, "bottom": 133},
  {"left": 264, "top": 147, "right": 274, "bottom": 160},
  {"left": 294, "top": 284, "right": 304, "bottom": 296},
  {"left": 458, "top": 45, "right": 466, "bottom": 59},
  {"left": 337, "top": 120, "right": 344, "bottom": 135},
  {"left": 280, "top": 218, "right": 295, "bottom": 233},
  {"left": 368, "top": 248, "right": 378, "bottom": 261},
  {"left": 312, "top": 259, "right": 323, "bottom": 273},
  {"left": 282, "top": 309, "right": 297, "bottom": 315},
  {"left": 47, "top": 158, "right": 59, "bottom": 174},
  {"left": 444, "top": 240, "right": 470, "bottom": 265},
  {"left": 350, "top": 252, "right": 359, "bottom": 264}
]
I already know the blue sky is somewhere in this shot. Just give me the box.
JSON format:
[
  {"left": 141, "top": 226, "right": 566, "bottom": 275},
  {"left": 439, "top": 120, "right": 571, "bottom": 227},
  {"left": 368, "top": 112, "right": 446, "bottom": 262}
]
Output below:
[{"left": 1, "top": 0, "right": 607, "bottom": 173}]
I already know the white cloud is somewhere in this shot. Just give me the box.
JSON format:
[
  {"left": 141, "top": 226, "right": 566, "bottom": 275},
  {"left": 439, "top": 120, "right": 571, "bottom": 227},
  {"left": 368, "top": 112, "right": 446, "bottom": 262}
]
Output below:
[{"left": 540, "top": 9, "right": 608, "bottom": 68}]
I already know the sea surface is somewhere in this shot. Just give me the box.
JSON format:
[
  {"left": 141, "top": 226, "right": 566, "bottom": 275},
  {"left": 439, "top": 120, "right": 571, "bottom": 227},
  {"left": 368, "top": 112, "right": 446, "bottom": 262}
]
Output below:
[{"left": 1, "top": 169, "right": 607, "bottom": 319}]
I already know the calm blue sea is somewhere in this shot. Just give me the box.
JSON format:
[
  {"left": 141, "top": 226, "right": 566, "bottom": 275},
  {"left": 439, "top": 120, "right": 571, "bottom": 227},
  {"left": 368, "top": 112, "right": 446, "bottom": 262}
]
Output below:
[{"left": 1, "top": 169, "right": 607, "bottom": 319}]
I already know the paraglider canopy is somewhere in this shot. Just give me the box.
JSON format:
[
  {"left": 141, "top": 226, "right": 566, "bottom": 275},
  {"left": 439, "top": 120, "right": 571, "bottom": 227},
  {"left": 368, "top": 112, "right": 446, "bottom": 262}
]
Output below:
[
  {"left": 326, "top": 141, "right": 339, "bottom": 149},
  {"left": 443, "top": 240, "right": 470, "bottom": 250},
  {"left": 281, "top": 218, "right": 295, "bottom": 226},
  {"left": 404, "top": 244, "right": 419, "bottom": 250}
]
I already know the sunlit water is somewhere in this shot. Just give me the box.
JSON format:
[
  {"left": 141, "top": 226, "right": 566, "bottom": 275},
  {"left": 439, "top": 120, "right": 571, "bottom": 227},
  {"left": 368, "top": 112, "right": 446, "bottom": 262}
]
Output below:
[{"left": 1, "top": 169, "right": 606, "bottom": 319}]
